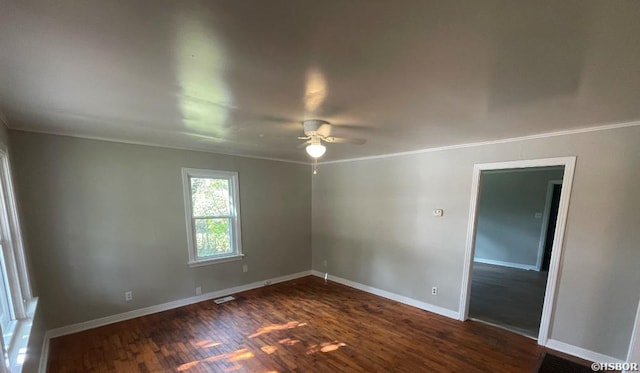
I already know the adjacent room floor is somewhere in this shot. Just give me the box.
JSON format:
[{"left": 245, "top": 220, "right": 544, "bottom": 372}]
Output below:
[
  {"left": 48, "top": 276, "right": 547, "bottom": 372},
  {"left": 469, "top": 262, "right": 549, "bottom": 338}
]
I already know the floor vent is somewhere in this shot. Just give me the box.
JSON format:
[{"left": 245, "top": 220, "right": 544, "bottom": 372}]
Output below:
[{"left": 213, "top": 295, "right": 235, "bottom": 305}]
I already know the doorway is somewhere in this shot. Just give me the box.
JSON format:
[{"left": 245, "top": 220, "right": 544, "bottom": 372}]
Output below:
[
  {"left": 538, "top": 181, "right": 562, "bottom": 272},
  {"left": 468, "top": 167, "right": 563, "bottom": 337},
  {"left": 459, "top": 157, "right": 576, "bottom": 345}
]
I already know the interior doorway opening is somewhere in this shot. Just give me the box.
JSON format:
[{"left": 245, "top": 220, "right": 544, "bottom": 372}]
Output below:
[
  {"left": 459, "top": 157, "right": 576, "bottom": 345},
  {"left": 467, "top": 167, "right": 563, "bottom": 338}
]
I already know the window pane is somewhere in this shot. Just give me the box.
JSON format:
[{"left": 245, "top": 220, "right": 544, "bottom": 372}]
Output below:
[
  {"left": 194, "top": 218, "right": 232, "bottom": 258},
  {"left": 190, "top": 177, "right": 230, "bottom": 217},
  {"left": 0, "top": 246, "right": 13, "bottom": 334}
]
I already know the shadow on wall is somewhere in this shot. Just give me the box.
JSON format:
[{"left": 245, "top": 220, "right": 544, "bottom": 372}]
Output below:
[{"left": 488, "top": 2, "right": 588, "bottom": 111}]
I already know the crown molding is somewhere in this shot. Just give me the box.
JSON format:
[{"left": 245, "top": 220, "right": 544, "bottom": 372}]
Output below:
[
  {"left": 319, "top": 120, "right": 640, "bottom": 165},
  {"left": 8, "top": 119, "right": 639, "bottom": 167},
  {"left": 10, "top": 128, "right": 312, "bottom": 166}
]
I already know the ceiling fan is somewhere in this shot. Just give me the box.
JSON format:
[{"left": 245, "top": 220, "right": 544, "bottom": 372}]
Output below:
[{"left": 298, "top": 119, "right": 366, "bottom": 158}]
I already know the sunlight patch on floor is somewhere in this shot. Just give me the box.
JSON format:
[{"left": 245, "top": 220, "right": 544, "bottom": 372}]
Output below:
[
  {"left": 249, "top": 321, "right": 307, "bottom": 338},
  {"left": 177, "top": 348, "right": 254, "bottom": 371},
  {"left": 194, "top": 340, "right": 222, "bottom": 348},
  {"left": 306, "top": 341, "right": 347, "bottom": 355},
  {"left": 260, "top": 345, "right": 277, "bottom": 354},
  {"left": 224, "top": 364, "right": 243, "bottom": 372},
  {"left": 278, "top": 338, "right": 301, "bottom": 346}
]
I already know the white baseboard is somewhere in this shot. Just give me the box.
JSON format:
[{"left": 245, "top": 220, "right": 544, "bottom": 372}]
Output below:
[
  {"left": 38, "top": 270, "right": 312, "bottom": 373},
  {"left": 38, "top": 270, "right": 625, "bottom": 373},
  {"left": 474, "top": 257, "right": 538, "bottom": 271},
  {"left": 311, "top": 271, "right": 630, "bottom": 366},
  {"left": 546, "top": 339, "right": 625, "bottom": 365},
  {"left": 310, "top": 270, "right": 459, "bottom": 320}
]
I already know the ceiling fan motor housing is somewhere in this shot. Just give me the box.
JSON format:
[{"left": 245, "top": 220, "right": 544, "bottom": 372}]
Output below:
[{"left": 303, "top": 119, "right": 330, "bottom": 136}]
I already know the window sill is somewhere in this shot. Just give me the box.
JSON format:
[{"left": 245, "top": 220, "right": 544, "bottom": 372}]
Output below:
[
  {"left": 8, "top": 297, "right": 38, "bottom": 373},
  {"left": 188, "top": 254, "right": 244, "bottom": 268}
]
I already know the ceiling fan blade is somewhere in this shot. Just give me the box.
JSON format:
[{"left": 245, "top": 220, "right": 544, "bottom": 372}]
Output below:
[
  {"left": 297, "top": 140, "right": 312, "bottom": 148},
  {"left": 324, "top": 136, "right": 366, "bottom": 145},
  {"left": 316, "top": 123, "right": 332, "bottom": 137},
  {"left": 258, "top": 114, "right": 298, "bottom": 123},
  {"left": 297, "top": 136, "right": 311, "bottom": 140},
  {"left": 332, "top": 122, "right": 394, "bottom": 135}
]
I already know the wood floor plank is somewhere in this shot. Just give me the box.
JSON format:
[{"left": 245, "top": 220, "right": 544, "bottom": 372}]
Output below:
[
  {"left": 470, "top": 262, "right": 548, "bottom": 337},
  {"left": 48, "top": 276, "right": 546, "bottom": 372}
]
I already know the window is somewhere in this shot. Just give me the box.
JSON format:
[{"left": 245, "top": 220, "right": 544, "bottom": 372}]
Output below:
[
  {"left": 182, "top": 168, "right": 242, "bottom": 266},
  {"left": 0, "top": 148, "right": 36, "bottom": 373},
  {"left": 0, "top": 255, "right": 15, "bottom": 341}
]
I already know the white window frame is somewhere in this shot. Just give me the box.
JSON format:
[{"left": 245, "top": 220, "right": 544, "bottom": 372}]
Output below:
[
  {"left": 0, "top": 147, "right": 37, "bottom": 373},
  {"left": 181, "top": 168, "right": 243, "bottom": 267}
]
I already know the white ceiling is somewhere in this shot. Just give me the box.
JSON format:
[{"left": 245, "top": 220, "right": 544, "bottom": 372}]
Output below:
[{"left": 1, "top": 0, "right": 639, "bottom": 162}]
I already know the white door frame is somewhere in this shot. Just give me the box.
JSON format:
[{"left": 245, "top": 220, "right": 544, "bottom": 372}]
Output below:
[
  {"left": 626, "top": 299, "right": 640, "bottom": 372},
  {"left": 535, "top": 179, "right": 563, "bottom": 271},
  {"left": 458, "top": 156, "right": 576, "bottom": 346}
]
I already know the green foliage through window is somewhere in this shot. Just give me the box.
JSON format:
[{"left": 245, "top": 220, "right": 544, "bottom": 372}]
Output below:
[
  {"left": 191, "top": 178, "right": 230, "bottom": 217},
  {"left": 194, "top": 218, "right": 231, "bottom": 257},
  {"left": 190, "top": 176, "right": 234, "bottom": 258}
]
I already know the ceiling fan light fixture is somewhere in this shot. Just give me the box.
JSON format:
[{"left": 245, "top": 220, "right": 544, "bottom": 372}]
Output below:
[{"left": 306, "top": 143, "right": 326, "bottom": 158}]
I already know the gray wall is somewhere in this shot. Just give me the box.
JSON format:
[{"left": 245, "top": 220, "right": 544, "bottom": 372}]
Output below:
[
  {"left": 0, "top": 122, "right": 8, "bottom": 146},
  {"left": 474, "top": 168, "right": 564, "bottom": 268},
  {"left": 312, "top": 125, "right": 640, "bottom": 360},
  {"left": 10, "top": 130, "right": 312, "bottom": 329}
]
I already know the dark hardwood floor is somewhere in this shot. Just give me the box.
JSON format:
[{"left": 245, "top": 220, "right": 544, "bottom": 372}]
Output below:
[
  {"left": 48, "top": 276, "right": 546, "bottom": 372},
  {"left": 469, "top": 262, "right": 548, "bottom": 337}
]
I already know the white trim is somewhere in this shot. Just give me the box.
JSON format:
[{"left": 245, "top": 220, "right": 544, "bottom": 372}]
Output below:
[
  {"left": 0, "top": 151, "right": 26, "bottom": 319},
  {"left": 319, "top": 120, "right": 640, "bottom": 165},
  {"left": 537, "top": 159, "right": 575, "bottom": 345},
  {"left": 626, "top": 299, "right": 640, "bottom": 372},
  {"left": 481, "top": 166, "right": 565, "bottom": 175},
  {"left": 181, "top": 168, "right": 243, "bottom": 265},
  {"left": 10, "top": 120, "right": 640, "bottom": 167},
  {"left": 546, "top": 339, "right": 625, "bottom": 365},
  {"left": 458, "top": 156, "right": 576, "bottom": 348},
  {"left": 535, "top": 180, "right": 563, "bottom": 271},
  {"left": 310, "top": 270, "right": 459, "bottom": 320},
  {"left": 38, "top": 334, "right": 49, "bottom": 373},
  {"left": 473, "top": 257, "right": 537, "bottom": 271},
  {"left": 8, "top": 298, "right": 37, "bottom": 373},
  {"left": 10, "top": 129, "right": 310, "bottom": 166},
  {"left": 0, "top": 150, "right": 32, "bottom": 301},
  {"left": 187, "top": 254, "right": 244, "bottom": 268},
  {"left": 459, "top": 163, "right": 482, "bottom": 321},
  {"left": 44, "top": 270, "right": 311, "bottom": 340}
]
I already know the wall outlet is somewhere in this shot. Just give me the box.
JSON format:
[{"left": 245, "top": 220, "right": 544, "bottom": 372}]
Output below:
[
  {"left": 264, "top": 280, "right": 272, "bottom": 286},
  {"left": 323, "top": 260, "right": 327, "bottom": 267},
  {"left": 431, "top": 287, "right": 438, "bottom": 295},
  {"left": 125, "top": 291, "right": 133, "bottom": 301},
  {"left": 242, "top": 264, "right": 248, "bottom": 273},
  {"left": 195, "top": 286, "right": 202, "bottom": 296}
]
